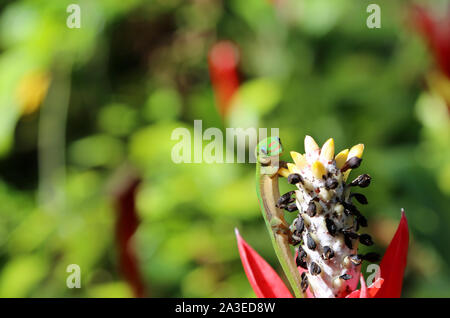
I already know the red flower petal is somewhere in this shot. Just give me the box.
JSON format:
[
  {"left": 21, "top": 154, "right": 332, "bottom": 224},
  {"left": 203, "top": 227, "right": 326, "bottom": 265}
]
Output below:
[
  {"left": 412, "top": 5, "right": 450, "bottom": 78},
  {"left": 368, "top": 278, "right": 384, "bottom": 298},
  {"left": 345, "top": 277, "right": 384, "bottom": 298},
  {"left": 345, "top": 275, "right": 365, "bottom": 298},
  {"left": 376, "top": 210, "right": 409, "bottom": 298},
  {"left": 208, "top": 41, "right": 240, "bottom": 119},
  {"left": 114, "top": 177, "right": 146, "bottom": 297},
  {"left": 345, "top": 291, "right": 359, "bottom": 298},
  {"left": 235, "top": 229, "right": 293, "bottom": 298},
  {"left": 359, "top": 274, "right": 368, "bottom": 298}
]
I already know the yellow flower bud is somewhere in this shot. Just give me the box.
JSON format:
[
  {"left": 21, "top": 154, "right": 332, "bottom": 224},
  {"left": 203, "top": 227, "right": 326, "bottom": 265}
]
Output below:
[
  {"left": 290, "top": 151, "right": 307, "bottom": 170},
  {"left": 312, "top": 161, "right": 326, "bottom": 179},
  {"left": 320, "top": 138, "right": 335, "bottom": 162},
  {"left": 335, "top": 149, "right": 349, "bottom": 169},
  {"left": 304, "top": 135, "right": 319, "bottom": 156}
]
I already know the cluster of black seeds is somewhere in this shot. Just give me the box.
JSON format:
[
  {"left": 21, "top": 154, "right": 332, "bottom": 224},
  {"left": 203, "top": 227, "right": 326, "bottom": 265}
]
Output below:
[{"left": 275, "top": 191, "right": 297, "bottom": 212}]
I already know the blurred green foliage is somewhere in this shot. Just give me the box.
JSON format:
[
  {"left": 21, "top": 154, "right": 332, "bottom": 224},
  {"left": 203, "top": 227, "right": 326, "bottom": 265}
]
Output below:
[{"left": 0, "top": 0, "right": 448, "bottom": 298}]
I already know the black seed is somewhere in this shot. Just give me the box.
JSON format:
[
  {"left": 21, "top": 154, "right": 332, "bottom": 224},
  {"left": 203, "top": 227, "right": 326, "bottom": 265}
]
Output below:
[
  {"left": 298, "top": 246, "right": 307, "bottom": 258},
  {"left": 306, "top": 233, "right": 316, "bottom": 250},
  {"left": 285, "top": 203, "right": 298, "bottom": 212},
  {"left": 340, "top": 273, "right": 352, "bottom": 280},
  {"left": 342, "top": 229, "right": 359, "bottom": 239},
  {"left": 349, "top": 254, "right": 362, "bottom": 266},
  {"left": 310, "top": 262, "right": 321, "bottom": 275},
  {"left": 350, "top": 174, "right": 371, "bottom": 188},
  {"left": 325, "top": 178, "right": 338, "bottom": 190},
  {"left": 351, "top": 193, "right": 368, "bottom": 205},
  {"left": 361, "top": 252, "right": 380, "bottom": 262},
  {"left": 276, "top": 191, "right": 294, "bottom": 208},
  {"left": 306, "top": 201, "right": 317, "bottom": 217},
  {"left": 299, "top": 250, "right": 307, "bottom": 260},
  {"left": 325, "top": 218, "right": 337, "bottom": 236},
  {"left": 357, "top": 214, "right": 368, "bottom": 227},
  {"left": 301, "top": 273, "right": 309, "bottom": 292},
  {"left": 296, "top": 217, "right": 304, "bottom": 234},
  {"left": 296, "top": 254, "right": 308, "bottom": 269},
  {"left": 296, "top": 247, "right": 308, "bottom": 269},
  {"left": 281, "top": 191, "right": 294, "bottom": 200},
  {"left": 342, "top": 202, "right": 359, "bottom": 216},
  {"left": 359, "top": 234, "right": 374, "bottom": 246},
  {"left": 341, "top": 157, "right": 362, "bottom": 172},
  {"left": 322, "top": 246, "right": 334, "bottom": 260},
  {"left": 354, "top": 219, "right": 360, "bottom": 232},
  {"left": 288, "top": 173, "right": 303, "bottom": 185},
  {"left": 344, "top": 234, "right": 353, "bottom": 249},
  {"left": 297, "top": 259, "right": 307, "bottom": 269}
]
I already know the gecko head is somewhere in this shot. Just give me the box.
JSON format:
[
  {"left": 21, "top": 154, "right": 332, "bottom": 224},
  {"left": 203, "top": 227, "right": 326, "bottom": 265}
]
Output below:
[{"left": 256, "top": 136, "right": 283, "bottom": 159}]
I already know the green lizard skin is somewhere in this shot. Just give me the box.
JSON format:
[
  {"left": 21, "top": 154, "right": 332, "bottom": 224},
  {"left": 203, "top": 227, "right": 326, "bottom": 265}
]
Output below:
[{"left": 255, "top": 137, "right": 305, "bottom": 298}]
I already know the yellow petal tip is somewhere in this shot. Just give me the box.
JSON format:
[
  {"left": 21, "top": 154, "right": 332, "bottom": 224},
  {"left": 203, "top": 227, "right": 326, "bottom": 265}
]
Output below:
[
  {"left": 287, "top": 163, "right": 298, "bottom": 174},
  {"left": 278, "top": 167, "right": 290, "bottom": 178},
  {"left": 320, "top": 138, "right": 335, "bottom": 162},
  {"left": 335, "top": 149, "right": 349, "bottom": 169},
  {"left": 312, "top": 160, "right": 326, "bottom": 179},
  {"left": 348, "top": 144, "right": 364, "bottom": 159},
  {"left": 304, "top": 135, "right": 319, "bottom": 155},
  {"left": 290, "top": 151, "right": 307, "bottom": 170}
]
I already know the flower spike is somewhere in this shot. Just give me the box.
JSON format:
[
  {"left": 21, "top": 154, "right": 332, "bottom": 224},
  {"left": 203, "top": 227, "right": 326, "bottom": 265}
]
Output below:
[{"left": 249, "top": 136, "right": 408, "bottom": 298}]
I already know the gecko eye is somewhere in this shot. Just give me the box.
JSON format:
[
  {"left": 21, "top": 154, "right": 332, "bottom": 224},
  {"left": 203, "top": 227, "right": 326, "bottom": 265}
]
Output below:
[
  {"left": 260, "top": 146, "right": 267, "bottom": 155},
  {"left": 277, "top": 137, "right": 282, "bottom": 146}
]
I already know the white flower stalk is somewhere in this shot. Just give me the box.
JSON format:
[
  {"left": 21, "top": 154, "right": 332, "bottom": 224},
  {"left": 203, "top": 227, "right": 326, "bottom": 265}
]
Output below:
[{"left": 276, "top": 136, "right": 375, "bottom": 298}]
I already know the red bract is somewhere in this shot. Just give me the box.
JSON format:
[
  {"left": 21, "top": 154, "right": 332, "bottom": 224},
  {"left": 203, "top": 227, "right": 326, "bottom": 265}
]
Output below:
[
  {"left": 236, "top": 212, "right": 409, "bottom": 298},
  {"left": 114, "top": 176, "right": 146, "bottom": 297},
  {"left": 412, "top": 4, "right": 450, "bottom": 78},
  {"left": 376, "top": 210, "right": 409, "bottom": 298},
  {"left": 208, "top": 41, "right": 240, "bottom": 119},
  {"left": 345, "top": 275, "right": 384, "bottom": 299},
  {"left": 235, "top": 229, "right": 293, "bottom": 298}
]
